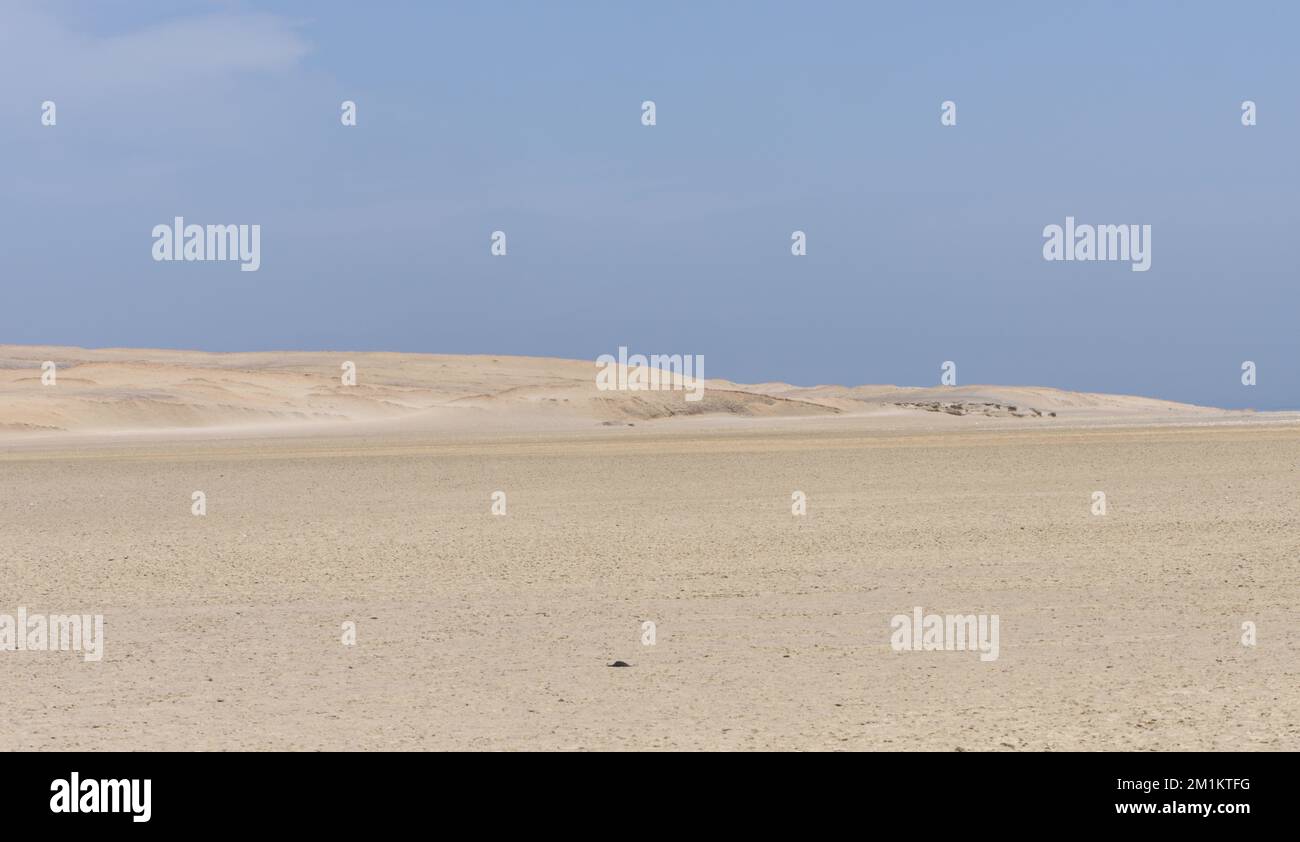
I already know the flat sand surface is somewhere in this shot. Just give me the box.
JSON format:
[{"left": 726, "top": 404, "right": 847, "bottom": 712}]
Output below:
[
  {"left": 2, "top": 422, "right": 1297, "bottom": 750},
  {"left": 1, "top": 347, "right": 1296, "bottom": 750}
]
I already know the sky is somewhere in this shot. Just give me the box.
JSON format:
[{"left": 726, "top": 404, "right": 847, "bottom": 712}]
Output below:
[{"left": 2, "top": 1, "right": 1297, "bottom": 408}]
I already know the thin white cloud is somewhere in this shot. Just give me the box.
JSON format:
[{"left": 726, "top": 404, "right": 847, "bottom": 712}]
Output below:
[{"left": 0, "top": 3, "right": 311, "bottom": 100}]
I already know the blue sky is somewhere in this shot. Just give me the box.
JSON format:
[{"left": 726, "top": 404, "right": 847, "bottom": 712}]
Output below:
[{"left": 3, "top": 1, "right": 1296, "bottom": 408}]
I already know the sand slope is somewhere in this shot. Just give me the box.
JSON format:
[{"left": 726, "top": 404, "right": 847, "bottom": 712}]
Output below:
[{"left": 0, "top": 345, "right": 1258, "bottom": 441}]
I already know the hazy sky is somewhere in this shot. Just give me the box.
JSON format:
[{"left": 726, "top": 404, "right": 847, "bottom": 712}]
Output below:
[{"left": 3, "top": 1, "right": 1297, "bottom": 408}]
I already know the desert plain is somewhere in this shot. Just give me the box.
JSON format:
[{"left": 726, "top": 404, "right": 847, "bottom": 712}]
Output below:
[{"left": 1, "top": 345, "right": 1296, "bottom": 750}]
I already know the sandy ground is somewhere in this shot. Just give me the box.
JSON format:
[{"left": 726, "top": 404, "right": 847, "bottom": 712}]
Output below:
[{"left": 1, "top": 348, "right": 1297, "bottom": 750}]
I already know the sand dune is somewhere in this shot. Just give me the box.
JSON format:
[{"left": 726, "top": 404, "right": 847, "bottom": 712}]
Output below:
[{"left": 0, "top": 345, "right": 1271, "bottom": 442}]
